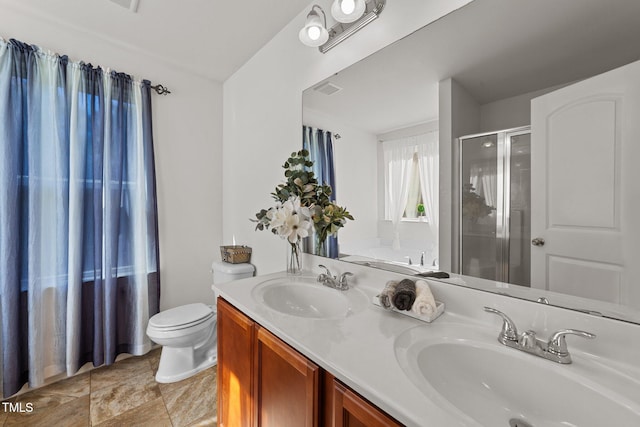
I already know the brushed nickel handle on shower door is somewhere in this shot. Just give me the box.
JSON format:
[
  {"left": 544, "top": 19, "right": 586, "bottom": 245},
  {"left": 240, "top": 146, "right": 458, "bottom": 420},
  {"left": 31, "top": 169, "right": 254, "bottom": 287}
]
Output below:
[{"left": 531, "top": 237, "right": 545, "bottom": 247}]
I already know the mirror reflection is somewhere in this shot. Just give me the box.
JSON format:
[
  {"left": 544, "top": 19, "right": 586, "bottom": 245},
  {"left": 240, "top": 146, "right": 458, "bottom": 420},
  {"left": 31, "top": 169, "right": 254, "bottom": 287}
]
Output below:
[{"left": 302, "top": 0, "right": 640, "bottom": 323}]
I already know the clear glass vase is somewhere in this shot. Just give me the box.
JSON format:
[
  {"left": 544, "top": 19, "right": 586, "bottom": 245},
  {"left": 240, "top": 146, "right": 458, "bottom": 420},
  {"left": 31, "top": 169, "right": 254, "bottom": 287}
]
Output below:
[
  {"left": 315, "top": 233, "right": 327, "bottom": 258},
  {"left": 286, "top": 240, "right": 303, "bottom": 275}
]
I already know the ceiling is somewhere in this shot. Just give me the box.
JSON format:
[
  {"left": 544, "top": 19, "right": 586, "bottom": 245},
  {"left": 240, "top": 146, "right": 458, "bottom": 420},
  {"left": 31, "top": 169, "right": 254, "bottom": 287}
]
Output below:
[
  {"left": 1, "top": 0, "right": 311, "bottom": 82},
  {"left": 303, "top": 0, "right": 640, "bottom": 135}
]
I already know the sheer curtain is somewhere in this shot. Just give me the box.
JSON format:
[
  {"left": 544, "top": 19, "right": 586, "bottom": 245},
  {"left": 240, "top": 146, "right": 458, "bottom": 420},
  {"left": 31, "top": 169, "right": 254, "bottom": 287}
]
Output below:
[
  {"left": 383, "top": 139, "right": 415, "bottom": 250},
  {"left": 470, "top": 162, "right": 497, "bottom": 208},
  {"left": 0, "top": 38, "right": 160, "bottom": 398},
  {"left": 416, "top": 131, "right": 439, "bottom": 239}
]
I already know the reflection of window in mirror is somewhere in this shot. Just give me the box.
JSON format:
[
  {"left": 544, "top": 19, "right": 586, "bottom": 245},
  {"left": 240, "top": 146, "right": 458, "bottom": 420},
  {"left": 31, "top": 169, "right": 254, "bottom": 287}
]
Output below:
[{"left": 382, "top": 131, "right": 438, "bottom": 224}]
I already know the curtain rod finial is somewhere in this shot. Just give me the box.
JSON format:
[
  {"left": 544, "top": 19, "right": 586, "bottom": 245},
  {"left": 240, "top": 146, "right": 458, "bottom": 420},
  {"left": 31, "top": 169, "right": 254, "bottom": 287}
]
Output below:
[{"left": 151, "top": 84, "right": 171, "bottom": 95}]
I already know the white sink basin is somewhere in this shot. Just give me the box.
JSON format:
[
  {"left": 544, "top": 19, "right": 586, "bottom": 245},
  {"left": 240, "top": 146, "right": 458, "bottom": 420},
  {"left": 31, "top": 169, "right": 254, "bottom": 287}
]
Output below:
[
  {"left": 251, "top": 276, "right": 367, "bottom": 319},
  {"left": 395, "top": 324, "right": 640, "bottom": 427}
]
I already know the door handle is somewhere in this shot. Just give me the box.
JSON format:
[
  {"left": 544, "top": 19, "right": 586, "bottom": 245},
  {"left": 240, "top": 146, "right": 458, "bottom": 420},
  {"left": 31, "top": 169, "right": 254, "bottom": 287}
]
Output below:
[{"left": 531, "top": 237, "right": 545, "bottom": 247}]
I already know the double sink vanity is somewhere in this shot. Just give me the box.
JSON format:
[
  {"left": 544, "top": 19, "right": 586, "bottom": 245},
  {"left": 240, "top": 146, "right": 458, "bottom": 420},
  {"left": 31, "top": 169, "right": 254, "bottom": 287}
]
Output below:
[{"left": 212, "top": 256, "right": 640, "bottom": 427}]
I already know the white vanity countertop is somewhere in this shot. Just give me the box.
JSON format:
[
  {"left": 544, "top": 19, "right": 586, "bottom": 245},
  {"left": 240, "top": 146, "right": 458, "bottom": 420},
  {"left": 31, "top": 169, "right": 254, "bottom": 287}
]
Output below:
[
  {"left": 212, "top": 260, "right": 640, "bottom": 427},
  {"left": 213, "top": 269, "right": 484, "bottom": 427}
]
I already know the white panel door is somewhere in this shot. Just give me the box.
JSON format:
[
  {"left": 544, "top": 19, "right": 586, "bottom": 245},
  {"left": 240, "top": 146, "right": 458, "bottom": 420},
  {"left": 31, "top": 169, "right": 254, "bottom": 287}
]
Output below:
[{"left": 531, "top": 59, "right": 640, "bottom": 308}]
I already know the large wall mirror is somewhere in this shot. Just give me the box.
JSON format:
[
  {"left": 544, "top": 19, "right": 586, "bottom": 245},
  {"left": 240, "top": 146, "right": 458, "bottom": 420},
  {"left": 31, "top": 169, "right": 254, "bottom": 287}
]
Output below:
[{"left": 302, "top": 0, "right": 640, "bottom": 324}]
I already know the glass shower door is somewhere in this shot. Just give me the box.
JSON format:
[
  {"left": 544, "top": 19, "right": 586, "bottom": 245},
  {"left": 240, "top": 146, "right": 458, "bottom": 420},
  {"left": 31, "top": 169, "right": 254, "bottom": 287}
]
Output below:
[
  {"left": 460, "top": 134, "right": 498, "bottom": 281},
  {"left": 458, "top": 127, "right": 531, "bottom": 285}
]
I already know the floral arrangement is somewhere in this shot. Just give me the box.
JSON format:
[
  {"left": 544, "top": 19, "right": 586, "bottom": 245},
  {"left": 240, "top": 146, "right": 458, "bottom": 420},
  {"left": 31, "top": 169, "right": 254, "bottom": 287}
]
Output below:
[{"left": 252, "top": 150, "right": 353, "bottom": 269}]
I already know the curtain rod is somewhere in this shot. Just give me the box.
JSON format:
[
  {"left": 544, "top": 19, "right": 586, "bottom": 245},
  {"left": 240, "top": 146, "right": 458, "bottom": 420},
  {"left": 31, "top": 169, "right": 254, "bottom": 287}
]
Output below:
[{"left": 150, "top": 84, "right": 171, "bottom": 95}]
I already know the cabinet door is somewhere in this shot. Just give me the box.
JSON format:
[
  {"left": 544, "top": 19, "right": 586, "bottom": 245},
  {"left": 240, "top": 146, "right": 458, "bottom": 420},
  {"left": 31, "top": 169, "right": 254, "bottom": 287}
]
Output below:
[
  {"left": 254, "top": 325, "right": 320, "bottom": 427},
  {"left": 327, "top": 375, "right": 403, "bottom": 427},
  {"left": 217, "top": 298, "right": 255, "bottom": 427}
]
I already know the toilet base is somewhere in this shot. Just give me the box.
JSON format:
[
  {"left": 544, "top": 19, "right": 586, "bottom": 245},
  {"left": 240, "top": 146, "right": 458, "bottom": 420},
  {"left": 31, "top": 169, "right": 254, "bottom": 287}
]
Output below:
[{"left": 155, "top": 344, "right": 217, "bottom": 383}]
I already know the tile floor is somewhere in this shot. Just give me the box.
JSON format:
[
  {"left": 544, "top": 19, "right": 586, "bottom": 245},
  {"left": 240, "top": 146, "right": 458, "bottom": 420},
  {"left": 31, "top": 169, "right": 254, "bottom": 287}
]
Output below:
[{"left": 0, "top": 348, "right": 217, "bottom": 426}]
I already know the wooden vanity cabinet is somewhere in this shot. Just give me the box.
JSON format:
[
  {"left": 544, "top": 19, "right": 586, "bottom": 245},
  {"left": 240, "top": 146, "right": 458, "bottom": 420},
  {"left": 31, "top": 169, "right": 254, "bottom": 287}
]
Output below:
[
  {"left": 217, "top": 297, "right": 402, "bottom": 427},
  {"left": 254, "top": 325, "right": 320, "bottom": 427},
  {"left": 217, "top": 298, "right": 319, "bottom": 427},
  {"left": 324, "top": 373, "right": 403, "bottom": 427},
  {"left": 217, "top": 297, "right": 255, "bottom": 427}
]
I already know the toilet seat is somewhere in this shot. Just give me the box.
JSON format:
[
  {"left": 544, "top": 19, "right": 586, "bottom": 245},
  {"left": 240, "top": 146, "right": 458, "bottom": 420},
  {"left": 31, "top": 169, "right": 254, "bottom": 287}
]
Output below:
[{"left": 148, "top": 303, "right": 214, "bottom": 331}]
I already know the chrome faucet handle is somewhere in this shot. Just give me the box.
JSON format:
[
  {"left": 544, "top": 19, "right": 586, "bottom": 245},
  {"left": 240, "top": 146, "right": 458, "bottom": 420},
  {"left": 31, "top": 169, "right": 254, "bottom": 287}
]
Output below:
[
  {"left": 484, "top": 307, "right": 519, "bottom": 344},
  {"left": 338, "top": 272, "right": 353, "bottom": 289},
  {"left": 318, "top": 264, "right": 334, "bottom": 279},
  {"left": 547, "top": 329, "right": 596, "bottom": 357}
]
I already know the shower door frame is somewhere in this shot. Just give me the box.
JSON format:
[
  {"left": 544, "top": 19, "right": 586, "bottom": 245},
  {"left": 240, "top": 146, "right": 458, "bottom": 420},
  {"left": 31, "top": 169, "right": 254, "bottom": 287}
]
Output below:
[{"left": 454, "top": 126, "right": 531, "bottom": 284}]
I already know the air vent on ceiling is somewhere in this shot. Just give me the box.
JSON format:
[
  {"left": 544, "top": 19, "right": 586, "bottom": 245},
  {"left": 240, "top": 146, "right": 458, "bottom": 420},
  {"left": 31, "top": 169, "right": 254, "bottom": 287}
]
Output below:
[
  {"left": 108, "top": 0, "right": 139, "bottom": 13},
  {"left": 313, "top": 82, "right": 343, "bottom": 96}
]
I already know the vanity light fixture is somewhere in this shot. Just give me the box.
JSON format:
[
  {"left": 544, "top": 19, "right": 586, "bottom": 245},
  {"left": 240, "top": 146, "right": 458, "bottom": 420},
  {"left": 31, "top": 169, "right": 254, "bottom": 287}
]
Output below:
[
  {"left": 299, "top": 0, "right": 386, "bottom": 53},
  {"left": 299, "top": 5, "right": 330, "bottom": 47},
  {"left": 331, "top": 0, "right": 366, "bottom": 23}
]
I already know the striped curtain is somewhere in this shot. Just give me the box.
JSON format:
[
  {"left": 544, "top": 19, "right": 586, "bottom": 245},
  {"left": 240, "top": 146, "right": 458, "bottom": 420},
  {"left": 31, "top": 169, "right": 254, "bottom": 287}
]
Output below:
[
  {"left": 0, "top": 38, "right": 160, "bottom": 398},
  {"left": 302, "top": 125, "right": 338, "bottom": 258}
]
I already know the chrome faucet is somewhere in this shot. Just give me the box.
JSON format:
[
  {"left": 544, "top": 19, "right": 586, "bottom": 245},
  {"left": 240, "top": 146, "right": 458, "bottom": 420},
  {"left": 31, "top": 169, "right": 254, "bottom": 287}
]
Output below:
[
  {"left": 484, "top": 307, "right": 596, "bottom": 364},
  {"left": 317, "top": 265, "right": 353, "bottom": 291}
]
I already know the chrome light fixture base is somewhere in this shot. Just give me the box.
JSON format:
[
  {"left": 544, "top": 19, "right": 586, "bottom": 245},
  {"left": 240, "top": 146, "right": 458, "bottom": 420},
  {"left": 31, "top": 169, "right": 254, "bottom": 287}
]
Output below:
[{"left": 320, "top": 0, "right": 385, "bottom": 53}]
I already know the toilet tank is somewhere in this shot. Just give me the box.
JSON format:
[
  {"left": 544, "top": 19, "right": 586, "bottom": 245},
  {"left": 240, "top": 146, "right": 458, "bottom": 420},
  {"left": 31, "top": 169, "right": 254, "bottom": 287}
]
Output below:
[{"left": 212, "top": 261, "right": 255, "bottom": 284}]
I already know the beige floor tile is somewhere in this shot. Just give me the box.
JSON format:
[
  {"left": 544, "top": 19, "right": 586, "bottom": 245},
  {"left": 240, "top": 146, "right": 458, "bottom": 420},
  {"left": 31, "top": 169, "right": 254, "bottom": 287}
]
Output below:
[
  {"left": 38, "top": 372, "right": 90, "bottom": 398},
  {"left": 90, "top": 355, "right": 152, "bottom": 393},
  {"left": 90, "top": 371, "right": 161, "bottom": 425},
  {"left": 1, "top": 397, "right": 14, "bottom": 425},
  {"left": 94, "top": 397, "right": 172, "bottom": 427},
  {"left": 159, "top": 367, "right": 217, "bottom": 427},
  {"left": 186, "top": 414, "right": 217, "bottom": 427},
  {"left": 142, "top": 348, "right": 162, "bottom": 374},
  {"left": 10, "top": 384, "right": 79, "bottom": 416},
  {"left": 2, "top": 355, "right": 218, "bottom": 426},
  {"left": 4, "top": 395, "right": 89, "bottom": 427}
]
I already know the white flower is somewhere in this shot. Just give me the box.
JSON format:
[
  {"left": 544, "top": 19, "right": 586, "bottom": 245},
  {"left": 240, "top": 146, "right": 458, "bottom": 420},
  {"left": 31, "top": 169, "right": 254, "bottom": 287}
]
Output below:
[
  {"left": 265, "top": 196, "right": 312, "bottom": 243},
  {"left": 283, "top": 211, "right": 311, "bottom": 243},
  {"left": 285, "top": 196, "right": 311, "bottom": 221}
]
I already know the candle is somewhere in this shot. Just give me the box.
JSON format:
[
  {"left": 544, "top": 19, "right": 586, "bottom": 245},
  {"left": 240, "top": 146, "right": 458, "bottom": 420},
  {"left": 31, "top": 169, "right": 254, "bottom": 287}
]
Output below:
[{"left": 232, "top": 235, "right": 236, "bottom": 246}]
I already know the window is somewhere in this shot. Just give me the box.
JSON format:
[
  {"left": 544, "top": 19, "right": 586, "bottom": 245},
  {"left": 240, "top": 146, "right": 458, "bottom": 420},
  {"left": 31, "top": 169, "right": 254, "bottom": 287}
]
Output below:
[{"left": 382, "top": 132, "right": 439, "bottom": 224}]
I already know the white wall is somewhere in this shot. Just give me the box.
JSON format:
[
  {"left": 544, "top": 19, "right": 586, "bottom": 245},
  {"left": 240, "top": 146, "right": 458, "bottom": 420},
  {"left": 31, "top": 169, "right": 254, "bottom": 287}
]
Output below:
[
  {"left": 0, "top": 7, "right": 223, "bottom": 310},
  {"left": 223, "top": 0, "right": 473, "bottom": 275},
  {"left": 303, "top": 107, "right": 378, "bottom": 245},
  {"left": 479, "top": 83, "right": 570, "bottom": 132},
  {"left": 439, "top": 78, "right": 481, "bottom": 271}
]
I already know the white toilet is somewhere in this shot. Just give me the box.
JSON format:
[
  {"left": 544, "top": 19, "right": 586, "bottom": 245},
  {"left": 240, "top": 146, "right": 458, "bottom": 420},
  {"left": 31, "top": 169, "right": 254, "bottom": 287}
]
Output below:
[{"left": 146, "top": 261, "right": 255, "bottom": 383}]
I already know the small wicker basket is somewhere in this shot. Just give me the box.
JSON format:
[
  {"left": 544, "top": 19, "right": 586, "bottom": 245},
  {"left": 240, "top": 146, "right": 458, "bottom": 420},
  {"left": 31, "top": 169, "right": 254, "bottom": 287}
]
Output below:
[{"left": 220, "top": 245, "right": 252, "bottom": 264}]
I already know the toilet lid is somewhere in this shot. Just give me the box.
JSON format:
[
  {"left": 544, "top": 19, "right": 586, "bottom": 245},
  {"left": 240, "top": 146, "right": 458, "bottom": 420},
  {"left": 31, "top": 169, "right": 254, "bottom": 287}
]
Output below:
[{"left": 149, "top": 303, "right": 214, "bottom": 330}]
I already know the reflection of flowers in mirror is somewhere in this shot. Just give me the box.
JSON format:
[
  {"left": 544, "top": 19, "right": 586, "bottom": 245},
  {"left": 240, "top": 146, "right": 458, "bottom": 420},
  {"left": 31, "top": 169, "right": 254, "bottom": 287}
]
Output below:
[{"left": 462, "top": 183, "right": 494, "bottom": 221}]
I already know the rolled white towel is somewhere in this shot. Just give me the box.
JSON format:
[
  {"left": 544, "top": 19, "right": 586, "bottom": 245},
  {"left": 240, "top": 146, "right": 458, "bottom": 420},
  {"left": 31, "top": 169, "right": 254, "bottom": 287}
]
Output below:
[{"left": 412, "top": 279, "right": 437, "bottom": 317}]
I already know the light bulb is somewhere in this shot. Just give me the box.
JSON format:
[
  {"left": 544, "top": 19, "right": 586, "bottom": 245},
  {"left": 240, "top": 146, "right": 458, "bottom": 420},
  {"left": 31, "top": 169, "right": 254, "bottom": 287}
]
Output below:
[
  {"left": 299, "top": 5, "right": 329, "bottom": 47},
  {"left": 307, "top": 26, "right": 321, "bottom": 41},
  {"left": 341, "top": 0, "right": 355, "bottom": 14},
  {"left": 331, "top": 0, "right": 366, "bottom": 24}
]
